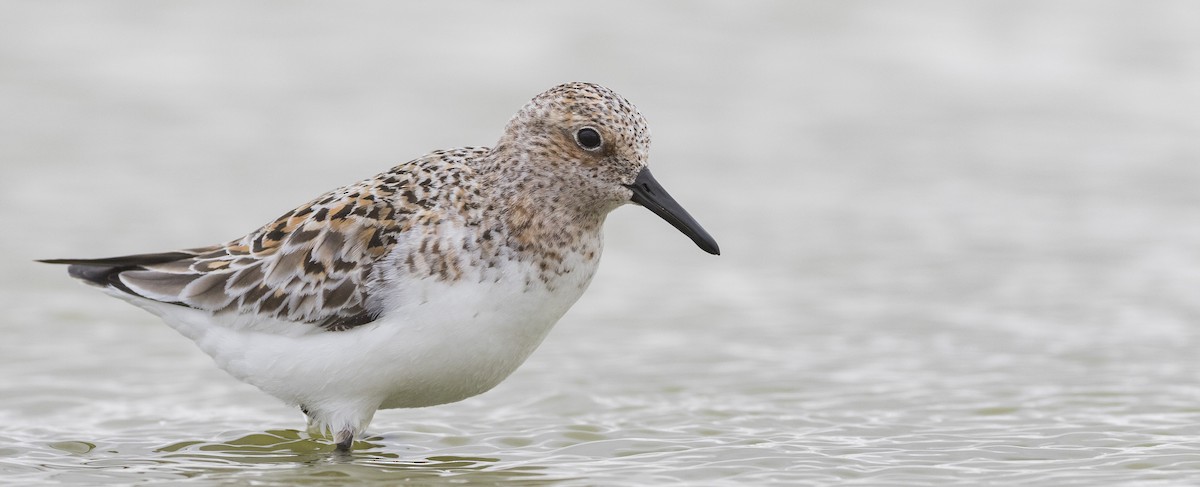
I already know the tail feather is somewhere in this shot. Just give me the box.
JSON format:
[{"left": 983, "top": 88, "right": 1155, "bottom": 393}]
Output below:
[{"left": 38, "top": 252, "right": 197, "bottom": 293}]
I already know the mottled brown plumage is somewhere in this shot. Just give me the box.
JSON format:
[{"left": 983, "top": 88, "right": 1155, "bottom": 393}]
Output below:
[{"left": 41, "top": 82, "right": 718, "bottom": 451}]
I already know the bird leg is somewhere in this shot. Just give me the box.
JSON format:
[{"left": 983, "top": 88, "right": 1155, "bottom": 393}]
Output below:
[{"left": 334, "top": 429, "right": 355, "bottom": 452}]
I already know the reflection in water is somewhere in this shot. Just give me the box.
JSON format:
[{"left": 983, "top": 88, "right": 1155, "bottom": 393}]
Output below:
[{"left": 154, "top": 430, "right": 555, "bottom": 485}]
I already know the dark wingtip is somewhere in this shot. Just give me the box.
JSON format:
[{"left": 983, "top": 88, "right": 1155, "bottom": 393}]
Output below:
[
  {"left": 40, "top": 252, "right": 196, "bottom": 293},
  {"left": 65, "top": 263, "right": 117, "bottom": 285},
  {"left": 38, "top": 259, "right": 117, "bottom": 287},
  {"left": 37, "top": 252, "right": 196, "bottom": 267}
]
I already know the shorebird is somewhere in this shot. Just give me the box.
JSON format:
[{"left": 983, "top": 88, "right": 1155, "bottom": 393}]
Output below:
[{"left": 40, "top": 82, "right": 719, "bottom": 451}]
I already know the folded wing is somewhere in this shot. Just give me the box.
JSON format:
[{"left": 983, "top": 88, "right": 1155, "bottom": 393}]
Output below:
[{"left": 42, "top": 180, "right": 404, "bottom": 331}]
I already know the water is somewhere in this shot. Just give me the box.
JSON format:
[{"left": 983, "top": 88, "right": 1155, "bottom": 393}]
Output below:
[{"left": 3, "top": 1, "right": 1200, "bottom": 485}]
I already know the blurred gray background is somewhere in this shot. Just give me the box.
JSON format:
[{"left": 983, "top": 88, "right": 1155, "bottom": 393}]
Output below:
[{"left": 2, "top": 1, "right": 1199, "bottom": 485}]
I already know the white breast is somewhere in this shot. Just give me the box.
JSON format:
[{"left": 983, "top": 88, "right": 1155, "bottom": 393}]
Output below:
[{"left": 373, "top": 252, "right": 600, "bottom": 408}]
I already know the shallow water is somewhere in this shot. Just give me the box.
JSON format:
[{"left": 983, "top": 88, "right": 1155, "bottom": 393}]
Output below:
[{"left": 3, "top": 1, "right": 1200, "bottom": 485}]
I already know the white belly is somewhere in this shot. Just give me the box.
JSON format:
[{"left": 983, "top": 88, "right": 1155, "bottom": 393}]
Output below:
[{"left": 129, "top": 255, "right": 598, "bottom": 413}]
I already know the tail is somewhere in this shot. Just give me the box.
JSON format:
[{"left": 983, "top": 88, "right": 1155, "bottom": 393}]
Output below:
[{"left": 38, "top": 252, "right": 197, "bottom": 295}]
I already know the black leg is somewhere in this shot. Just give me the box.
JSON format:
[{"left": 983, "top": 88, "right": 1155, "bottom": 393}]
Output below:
[{"left": 334, "top": 430, "right": 354, "bottom": 452}]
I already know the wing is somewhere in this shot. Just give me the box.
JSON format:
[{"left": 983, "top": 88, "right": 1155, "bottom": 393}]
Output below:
[{"left": 43, "top": 177, "right": 405, "bottom": 331}]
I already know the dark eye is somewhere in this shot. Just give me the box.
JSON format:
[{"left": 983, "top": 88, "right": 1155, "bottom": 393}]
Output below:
[{"left": 575, "top": 127, "right": 602, "bottom": 150}]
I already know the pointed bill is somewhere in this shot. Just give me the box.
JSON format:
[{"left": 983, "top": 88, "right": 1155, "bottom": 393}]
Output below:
[{"left": 625, "top": 168, "right": 720, "bottom": 255}]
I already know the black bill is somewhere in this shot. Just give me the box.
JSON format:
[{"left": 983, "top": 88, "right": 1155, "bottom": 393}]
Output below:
[{"left": 625, "top": 167, "right": 720, "bottom": 255}]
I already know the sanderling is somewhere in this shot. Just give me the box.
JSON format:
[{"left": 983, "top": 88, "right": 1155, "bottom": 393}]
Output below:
[{"left": 40, "top": 82, "right": 719, "bottom": 451}]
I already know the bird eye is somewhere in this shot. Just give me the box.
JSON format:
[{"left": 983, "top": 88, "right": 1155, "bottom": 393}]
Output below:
[{"left": 575, "top": 127, "right": 602, "bottom": 150}]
